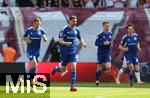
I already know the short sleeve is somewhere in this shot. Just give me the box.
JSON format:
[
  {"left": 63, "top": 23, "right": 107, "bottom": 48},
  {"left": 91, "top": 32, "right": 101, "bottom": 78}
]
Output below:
[
  {"left": 76, "top": 28, "right": 81, "bottom": 39},
  {"left": 59, "top": 28, "right": 65, "bottom": 39},
  {"left": 41, "top": 29, "right": 46, "bottom": 35},
  {"left": 120, "top": 36, "right": 127, "bottom": 47},
  {"left": 23, "top": 29, "right": 29, "bottom": 37},
  {"left": 136, "top": 34, "right": 139, "bottom": 42}
]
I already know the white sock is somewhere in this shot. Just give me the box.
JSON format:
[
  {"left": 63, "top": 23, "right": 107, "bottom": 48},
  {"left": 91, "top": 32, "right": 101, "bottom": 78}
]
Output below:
[
  {"left": 116, "top": 68, "right": 124, "bottom": 81},
  {"left": 135, "top": 71, "right": 141, "bottom": 82}
]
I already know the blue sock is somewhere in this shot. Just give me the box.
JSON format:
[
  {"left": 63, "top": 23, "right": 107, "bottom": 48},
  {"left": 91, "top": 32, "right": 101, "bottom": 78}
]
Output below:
[
  {"left": 96, "top": 70, "right": 101, "bottom": 81},
  {"left": 71, "top": 70, "right": 76, "bottom": 87}
]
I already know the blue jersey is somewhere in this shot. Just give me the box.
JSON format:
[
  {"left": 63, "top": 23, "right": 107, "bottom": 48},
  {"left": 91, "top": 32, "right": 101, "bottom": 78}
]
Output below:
[
  {"left": 59, "top": 26, "right": 81, "bottom": 54},
  {"left": 24, "top": 27, "right": 46, "bottom": 53},
  {"left": 95, "top": 31, "right": 112, "bottom": 55},
  {"left": 120, "top": 33, "right": 139, "bottom": 57}
]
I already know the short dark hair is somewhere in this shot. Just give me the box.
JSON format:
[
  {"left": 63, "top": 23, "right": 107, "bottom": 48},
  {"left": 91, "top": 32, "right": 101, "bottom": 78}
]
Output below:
[
  {"left": 69, "top": 15, "right": 77, "bottom": 20},
  {"left": 102, "top": 21, "right": 109, "bottom": 26},
  {"left": 33, "top": 17, "right": 40, "bottom": 23},
  {"left": 126, "top": 23, "right": 135, "bottom": 29}
]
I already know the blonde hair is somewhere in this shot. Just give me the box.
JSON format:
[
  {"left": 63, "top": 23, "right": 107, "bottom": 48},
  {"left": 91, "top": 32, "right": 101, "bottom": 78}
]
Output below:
[{"left": 33, "top": 17, "right": 40, "bottom": 23}]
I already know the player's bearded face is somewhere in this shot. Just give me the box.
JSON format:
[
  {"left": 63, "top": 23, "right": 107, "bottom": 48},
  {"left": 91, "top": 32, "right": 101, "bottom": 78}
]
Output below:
[{"left": 70, "top": 19, "right": 77, "bottom": 27}]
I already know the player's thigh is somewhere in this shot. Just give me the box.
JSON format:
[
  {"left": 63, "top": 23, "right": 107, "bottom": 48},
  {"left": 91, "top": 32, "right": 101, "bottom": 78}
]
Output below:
[
  {"left": 35, "top": 52, "right": 40, "bottom": 62},
  {"left": 124, "top": 56, "right": 134, "bottom": 71},
  {"left": 69, "top": 53, "right": 78, "bottom": 63},
  {"left": 69, "top": 54, "right": 78, "bottom": 70},
  {"left": 105, "top": 62, "right": 111, "bottom": 69},
  {"left": 134, "top": 64, "right": 140, "bottom": 72},
  {"left": 60, "top": 53, "right": 69, "bottom": 66},
  {"left": 61, "top": 66, "right": 67, "bottom": 72},
  {"left": 26, "top": 52, "right": 37, "bottom": 66},
  {"left": 132, "top": 57, "right": 140, "bottom": 71},
  {"left": 96, "top": 63, "right": 103, "bottom": 70},
  {"left": 104, "top": 55, "right": 111, "bottom": 69},
  {"left": 124, "top": 56, "right": 133, "bottom": 66},
  {"left": 70, "top": 62, "right": 77, "bottom": 70},
  {"left": 26, "top": 52, "right": 33, "bottom": 61},
  {"left": 128, "top": 64, "right": 134, "bottom": 72},
  {"left": 97, "top": 54, "right": 103, "bottom": 65}
]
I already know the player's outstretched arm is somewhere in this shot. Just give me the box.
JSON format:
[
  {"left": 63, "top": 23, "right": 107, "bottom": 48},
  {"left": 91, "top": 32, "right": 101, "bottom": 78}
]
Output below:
[
  {"left": 58, "top": 39, "right": 72, "bottom": 46},
  {"left": 79, "top": 38, "right": 86, "bottom": 48},
  {"left": 42, "top": 35, "right": 48, "bottom": 42},
  {"left": 137, "top": 42, "right": 142, "bottom": 52}
]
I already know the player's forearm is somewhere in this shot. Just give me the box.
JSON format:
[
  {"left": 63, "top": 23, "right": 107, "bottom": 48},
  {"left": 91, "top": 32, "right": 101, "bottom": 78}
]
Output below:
[
  {"left": 23, "top": 37, "right": 31, "bottom": 44},
  {"left": 79, "top": 38, "right": 86, "bottom": 46},
  {"left": 137, "top": 43, "right": 141, "bottom": 52},
  {"left": 42, "top": 35, "right": 48, "bottom": 42},
  {"left": 118, "top": 45, "right": 128, "bottom": 51},
  {"left": 23, "top": 37, "right": 29, "bottom": 43},
  {"left": 59, "top": 40, "right": 72, "bottom": 46}
]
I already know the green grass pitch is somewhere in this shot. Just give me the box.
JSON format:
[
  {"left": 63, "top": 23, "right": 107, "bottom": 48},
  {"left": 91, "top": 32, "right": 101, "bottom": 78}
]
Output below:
[
  {"left": 0, "top": 86, "right": 50, "bottom": 98},
  {"left": 50, "top": 82, "right": 150, "bottom": 98},
  {"left": 0, "top": 82, "right": 149, "bottom": 98}
]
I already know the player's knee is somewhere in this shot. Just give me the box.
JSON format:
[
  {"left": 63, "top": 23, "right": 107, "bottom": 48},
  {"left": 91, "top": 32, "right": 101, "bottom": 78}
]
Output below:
[
  {"left": 96, "top": 64, "right": 102, "bottom": 70},
  {"left": 105, "top": 63, "right": 111, "bottom": 69},
  {"left": 135, "top": 68, "right": 139, "bottom": 72},
  {"left": 128, "top": 65, "right": 134, "bottom": 72},
  {"left": 106, "top": 65, "right": 111, "bottom": 70},
  {"left": 135, "top": 65, "right": 140, "bottom": 72},
  {"left": 31, "top": 59, "right": 37, "bottom": 67},
  {"left": 61, "top": 67, "right": 67, "bottom": 72},
  {"left": 71, "top": 62, "right": 76, "bottom": 70}
]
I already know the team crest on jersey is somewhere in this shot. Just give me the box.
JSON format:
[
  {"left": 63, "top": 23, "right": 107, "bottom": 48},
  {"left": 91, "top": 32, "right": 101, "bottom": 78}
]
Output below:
[
  {"left": 38, "top": 32, "right": 41, "bottom": 35},
  {"left": 109, "top": 35, "right": 111, "bottom": 38},
  {"left": 134, "top": 37, "right": 137, "bottom": 40}
]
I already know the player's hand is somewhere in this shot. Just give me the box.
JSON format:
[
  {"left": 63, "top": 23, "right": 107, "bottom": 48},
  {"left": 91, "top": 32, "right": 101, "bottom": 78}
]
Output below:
[
  {"left": 124, "top": 47, "right": 128, "bottom": 51},
  {"left": 65, "top": 42, "right": 72, "bottom": 46},
  {"left": 25, "top": 37, "right": 31, "bottom": 44},
  {"left": 137, "top": 47, "right": 142, "bottom": 52},
  {"left": 83, "top": 44, "right": 86, "bottom": 48},
  {"left": 104, "top": 41, "right": 110, "bottom": 45}
]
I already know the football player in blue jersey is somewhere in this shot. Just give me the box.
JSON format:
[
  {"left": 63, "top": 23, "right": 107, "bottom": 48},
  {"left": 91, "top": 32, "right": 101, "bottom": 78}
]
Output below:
[
  {"left": 115, "top": 56, "right": 144, "bottom": 84},
  {"left": 23, "top": 17, "right": 47, "bottom": 85},
  {"left": 51, "top": 15, "right": 86, "bottom": 92},
  {"left": 118, "top": 23, "right": 142, "bottom": 86},
  {"left": 95, "top": 21, "right": 112, "bottom": 86}
]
